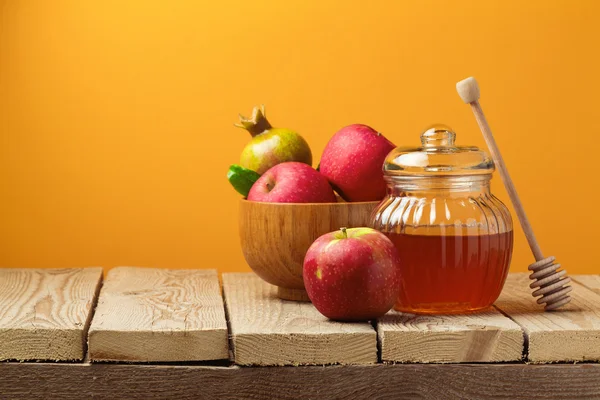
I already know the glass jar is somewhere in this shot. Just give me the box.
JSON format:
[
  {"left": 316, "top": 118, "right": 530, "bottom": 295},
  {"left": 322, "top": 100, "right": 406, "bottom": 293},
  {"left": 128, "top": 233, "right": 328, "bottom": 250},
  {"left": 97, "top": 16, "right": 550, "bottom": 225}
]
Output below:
[{"left": 370, "top": 125, "right": 513, "bottom": 314}]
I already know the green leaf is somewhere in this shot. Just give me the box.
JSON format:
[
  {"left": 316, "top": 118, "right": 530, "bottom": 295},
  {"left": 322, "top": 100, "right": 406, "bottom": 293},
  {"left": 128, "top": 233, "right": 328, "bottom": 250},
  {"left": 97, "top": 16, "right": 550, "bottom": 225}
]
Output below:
[{"left": 227, "top": 164, "right": 261, "bottom": 197}]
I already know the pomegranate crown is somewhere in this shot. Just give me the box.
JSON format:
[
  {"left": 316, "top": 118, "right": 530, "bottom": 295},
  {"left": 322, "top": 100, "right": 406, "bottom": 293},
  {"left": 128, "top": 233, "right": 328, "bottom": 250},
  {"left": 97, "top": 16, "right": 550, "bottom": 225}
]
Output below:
[{"left": 235, "top": 105, "right": 272, "bottom": 137}]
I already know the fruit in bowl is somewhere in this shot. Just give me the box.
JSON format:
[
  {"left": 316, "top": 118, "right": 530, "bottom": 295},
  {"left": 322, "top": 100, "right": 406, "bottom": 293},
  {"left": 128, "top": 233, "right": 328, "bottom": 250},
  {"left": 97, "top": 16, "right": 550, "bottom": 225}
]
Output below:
[
  {"left": 236, "top": 105, "right": 312, "bottom": 175},
  {"left": 240, "top": 163, "right": 374, "bottom": 301},
  {"left": 320, "top": 124, "right": 395, "bottom": 202},
  {"left": 231, "top": 105, "right": 396, "bottom": 301},
  {"left": 247, "top": 162, "right": 336, "bottom": 203},
  {"left": 303, "top": 227, "right": 401, "bottom": 320}
]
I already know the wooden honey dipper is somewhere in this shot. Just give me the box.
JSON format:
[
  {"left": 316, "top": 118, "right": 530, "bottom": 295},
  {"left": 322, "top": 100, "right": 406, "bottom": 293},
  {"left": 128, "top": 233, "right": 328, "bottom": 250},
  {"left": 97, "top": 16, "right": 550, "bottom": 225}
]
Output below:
[{"left": 456, "top": 77, "right": 572, "bottom": 311}]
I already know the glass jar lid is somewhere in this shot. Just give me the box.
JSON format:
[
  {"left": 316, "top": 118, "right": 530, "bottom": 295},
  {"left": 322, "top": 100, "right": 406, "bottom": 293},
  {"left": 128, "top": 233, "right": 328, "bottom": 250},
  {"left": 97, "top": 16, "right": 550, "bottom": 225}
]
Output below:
[{"left": 383, "top": 125, "right": 494, "bottom": 176}]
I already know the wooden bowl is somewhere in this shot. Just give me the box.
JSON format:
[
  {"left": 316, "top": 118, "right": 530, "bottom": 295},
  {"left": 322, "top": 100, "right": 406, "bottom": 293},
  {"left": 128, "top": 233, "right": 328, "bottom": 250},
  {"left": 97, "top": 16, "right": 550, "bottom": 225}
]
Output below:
[{"left": 239, "top": 199, "right": 379, "bottom": 301}]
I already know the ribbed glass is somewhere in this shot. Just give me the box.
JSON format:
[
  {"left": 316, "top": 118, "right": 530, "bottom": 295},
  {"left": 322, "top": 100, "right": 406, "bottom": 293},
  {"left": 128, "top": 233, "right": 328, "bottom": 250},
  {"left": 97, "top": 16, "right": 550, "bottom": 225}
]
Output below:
[{"left": 371, "top": 174, "right": 514, "bottom": 314}]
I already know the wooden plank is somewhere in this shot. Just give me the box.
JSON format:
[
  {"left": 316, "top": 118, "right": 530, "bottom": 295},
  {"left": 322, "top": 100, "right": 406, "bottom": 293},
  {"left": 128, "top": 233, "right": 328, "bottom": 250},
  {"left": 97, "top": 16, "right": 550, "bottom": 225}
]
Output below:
[
  {"left": 573, "top": 275, "right": 600, "bottom": 295},
  {"left": 88, "top": 267, "right": 228, "bottom": 362},
  {"left": 0, "top": 268, "right": 102, "bottom": 361},
  {"left": 1, "top": 362, "right": 600, "bottom": 400},
  {"left": 223, "top": 273, "right": 377, "bottom": 365},
  {"left": 495, "top": 273, "right": 600, "bottom": 363},
  {"left": 378, "top": 310, "right": 524, "bottom": 363}
]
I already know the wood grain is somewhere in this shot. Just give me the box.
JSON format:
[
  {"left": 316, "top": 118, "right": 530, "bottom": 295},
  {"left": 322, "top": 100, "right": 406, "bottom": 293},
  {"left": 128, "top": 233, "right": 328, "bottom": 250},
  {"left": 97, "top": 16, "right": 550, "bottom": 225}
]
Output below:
[
  {"left": 88, "top": 267, "right": 228, "bottom": 362},
  {"left": 239, "top": 199, "right": 378, "bottom": 300},
  {"left": 0, "top": 268, "right": 102, "bottom": 361},
  {"left": 223, "top": 272, "right": 377, "bottom": 365},
  {"left": 495, "top": 273, "right": 600, "bottom": 363},
  {"left": 378, "top": 309, "right": 524, "bottom": 363},
  {"left": 2, "top": 362, "right": 600, "bottom": 400},
  {"left": 574, "top": 275, "right": 600, "bottom": 295}
]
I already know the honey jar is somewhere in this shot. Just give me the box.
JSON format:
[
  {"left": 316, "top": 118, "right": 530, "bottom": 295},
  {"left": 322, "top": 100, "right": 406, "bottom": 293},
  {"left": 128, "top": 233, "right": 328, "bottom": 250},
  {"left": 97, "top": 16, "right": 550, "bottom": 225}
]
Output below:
[{"left": 370, "top": 125, "right": 513, "bottom": 314}]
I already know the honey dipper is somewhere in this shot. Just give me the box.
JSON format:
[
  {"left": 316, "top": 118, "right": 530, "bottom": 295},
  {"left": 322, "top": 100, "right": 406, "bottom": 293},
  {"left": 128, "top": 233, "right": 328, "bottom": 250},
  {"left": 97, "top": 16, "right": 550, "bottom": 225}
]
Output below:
[{"left": 456, "top": 77, "right": 572, "bottom": 311}]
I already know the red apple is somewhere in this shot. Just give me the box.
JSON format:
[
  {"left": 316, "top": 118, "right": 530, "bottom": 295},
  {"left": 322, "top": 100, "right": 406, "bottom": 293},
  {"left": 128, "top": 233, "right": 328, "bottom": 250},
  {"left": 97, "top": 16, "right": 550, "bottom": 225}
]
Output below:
[
  {"left": 247, "top": 162, "right": 337, "bottom": 203},
  {"left": 320, "top": 124, "right": 395, "bottom": 202},
  {"left": 303, "top": 227, "right": 401, "bottom": 321}
]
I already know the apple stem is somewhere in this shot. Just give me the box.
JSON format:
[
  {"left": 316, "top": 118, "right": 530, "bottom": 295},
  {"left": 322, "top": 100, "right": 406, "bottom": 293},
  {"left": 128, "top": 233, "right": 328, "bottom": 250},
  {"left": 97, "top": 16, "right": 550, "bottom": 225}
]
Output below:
[{"left": 340, "top": 227, "right": 348, "bottom": 238}]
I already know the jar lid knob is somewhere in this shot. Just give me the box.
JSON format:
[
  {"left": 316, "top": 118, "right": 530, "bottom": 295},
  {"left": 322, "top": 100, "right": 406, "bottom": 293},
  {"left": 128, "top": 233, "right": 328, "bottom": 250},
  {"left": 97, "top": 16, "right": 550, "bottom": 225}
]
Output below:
[{"left": 420, "top": 125, "right": 456, "bottom": 148}]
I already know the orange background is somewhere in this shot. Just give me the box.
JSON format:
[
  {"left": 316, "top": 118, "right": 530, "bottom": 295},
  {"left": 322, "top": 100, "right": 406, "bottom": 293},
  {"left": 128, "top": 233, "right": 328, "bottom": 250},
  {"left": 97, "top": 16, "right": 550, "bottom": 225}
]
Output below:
[{"left": 1, "top": 0, "right": 598, "bottom": 274}]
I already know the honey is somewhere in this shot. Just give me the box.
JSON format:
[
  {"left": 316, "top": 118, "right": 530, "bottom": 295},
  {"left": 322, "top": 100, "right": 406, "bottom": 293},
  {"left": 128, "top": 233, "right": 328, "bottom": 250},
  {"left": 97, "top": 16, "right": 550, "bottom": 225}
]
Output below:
[
  {"left": 370, "top": 125, "right": 514, "bottom": 314},
  {"left": 385, "top": 231, "right": 513, "bottom": 313}
]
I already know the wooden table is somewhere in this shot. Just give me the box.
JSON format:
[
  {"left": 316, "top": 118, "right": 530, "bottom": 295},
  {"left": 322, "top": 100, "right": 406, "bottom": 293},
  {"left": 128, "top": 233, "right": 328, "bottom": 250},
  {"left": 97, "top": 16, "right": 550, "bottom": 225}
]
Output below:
[{"left": 1, "top": 267, "right": 600, "bottom": 399}]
